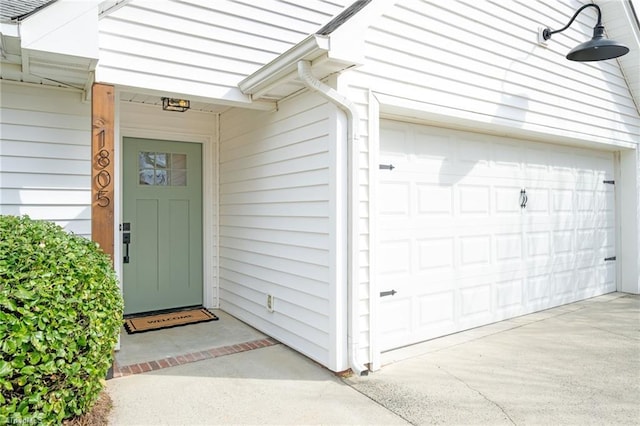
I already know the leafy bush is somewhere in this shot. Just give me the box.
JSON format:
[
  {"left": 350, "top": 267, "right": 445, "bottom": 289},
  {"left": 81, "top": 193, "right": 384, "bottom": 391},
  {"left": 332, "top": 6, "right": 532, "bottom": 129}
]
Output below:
[{"left": 0, "top": 215, "right": 123, "bottom": 424}]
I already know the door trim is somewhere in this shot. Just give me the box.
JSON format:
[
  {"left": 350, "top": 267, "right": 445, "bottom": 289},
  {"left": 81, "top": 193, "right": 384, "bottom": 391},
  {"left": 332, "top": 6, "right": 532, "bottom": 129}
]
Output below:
[{"left": 114, "top": 124, "right": 217, "bottom": 311}]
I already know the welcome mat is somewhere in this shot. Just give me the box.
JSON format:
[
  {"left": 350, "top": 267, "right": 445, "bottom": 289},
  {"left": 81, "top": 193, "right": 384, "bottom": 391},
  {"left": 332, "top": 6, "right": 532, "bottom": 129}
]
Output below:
[{"left": 124, "top": 308, "right": 218, "bottom": 334}]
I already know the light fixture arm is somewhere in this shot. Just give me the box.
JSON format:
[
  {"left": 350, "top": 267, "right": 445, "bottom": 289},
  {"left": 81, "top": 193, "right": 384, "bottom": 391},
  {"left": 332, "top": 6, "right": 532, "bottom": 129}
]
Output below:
[{"left": 542, "top": 3, "right": 602, "bottom": 41}]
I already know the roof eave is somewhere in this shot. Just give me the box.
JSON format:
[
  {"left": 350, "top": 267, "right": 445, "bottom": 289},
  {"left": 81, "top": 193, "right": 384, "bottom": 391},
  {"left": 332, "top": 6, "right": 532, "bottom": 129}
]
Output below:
[{"left": 239, "top": 0, "right": 395, "bottom": 102}]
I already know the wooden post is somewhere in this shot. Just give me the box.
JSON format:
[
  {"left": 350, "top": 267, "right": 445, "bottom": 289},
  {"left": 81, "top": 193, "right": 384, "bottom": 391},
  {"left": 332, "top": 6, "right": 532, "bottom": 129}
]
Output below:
[
  {"left": 92, "top": 83, "right": 116, "bottom": 380},
  {"left": 91, "top": 83, "right": 115, "bottom": 262}
]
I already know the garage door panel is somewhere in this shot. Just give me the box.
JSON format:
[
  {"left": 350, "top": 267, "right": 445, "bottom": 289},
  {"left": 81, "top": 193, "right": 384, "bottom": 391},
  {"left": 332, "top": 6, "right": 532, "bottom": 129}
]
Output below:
[
  {"left": 598, "top": 191, "right": 615, "bottom": 213},
  {"left": 378, "top": 182, "right": 410, "bottom": 216},
  {"left": 527, "top": 274, "right": 552, "bottom": 303},
  {"left": 575, "top": 251, "right": 599, "bottom": 269},
  {"left": 459, "top": 235, "right": 492, "bottom": 267},
  {"left": 418, "top": 237, "right": 454, "bottom": 270},
  {"left": 460, "top": 284, "right": 492, "bottom": 320},
  {"left": 552, "top": 230, "right": 574, "bottom": 253},
  {"left": 495, "top": 278, "right": 524, "bottom": 316},
  {"left": 522, "top": 187, "right": 550, "bottom": 214},
  {"left": 493, "top": 142, "right": 522, "bottom": 169},
  {"left": 552, "top": 270, "right": 577, "bottom": 299},
  {"left": 524, "top": 147, "right": 550, "bottom": 173},
  {"left": 380, "top": 128, "right": 410, "bottom": 156},
  {"left": 378, "top": 120, "right": 616, "bottom": 352},
  {"left": 495, "top": 233, "right": 522, "bottom": 262},
  {"left": 598, "top": 227, "right": 616, "bottom": 249},
  {"left": 378, "top": 239, "right": 411, "bottom": 274},
  {"left": 576, "top": 228, "right": 597, "bottom": 250},
  {"left": 550, "top": 255, "right": 580, "bottom": 273},
  {"left": 552, "top": 189, "right": 574, "bottom": 213},
  {"left": 417, "top": 291, "right": 455, "bottom": 326},
  {"left": 598, "top": 264, "right": 616, "bottom": 289},
  {"left": 577, "top": 267, "right": 597, "bottom": 291},
  {"left": 413, "top": 127, "right": 453, "bottom": 149},
  {"left": 456, "top": 134, "right": 491, "bottom": 162},
  {"left": 379, "top": 298, "right": 412, "bottom": 344},
  {"left": 576, "top": 190, "right": 596, "bottom": 212},
  {"left": 550, "top": 151, "right": 576, "bottom": 173},
  {"left": 458, "top": 184, "right": 491, "bottom": 215},
  {"left": 416, "top": 183, "right": 454, "bottom": 215},
  {"left": 495, "top": 186, "right": 522, "bottom": 214},
  {"left": 525, "top": 232, "right": 551, "bottom": 259}
]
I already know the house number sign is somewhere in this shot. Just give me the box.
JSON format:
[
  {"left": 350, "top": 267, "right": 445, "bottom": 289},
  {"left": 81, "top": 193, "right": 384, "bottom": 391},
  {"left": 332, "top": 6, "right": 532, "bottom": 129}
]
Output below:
[{"left": 94, "top": 121, "right": 112, "bottom": 207}]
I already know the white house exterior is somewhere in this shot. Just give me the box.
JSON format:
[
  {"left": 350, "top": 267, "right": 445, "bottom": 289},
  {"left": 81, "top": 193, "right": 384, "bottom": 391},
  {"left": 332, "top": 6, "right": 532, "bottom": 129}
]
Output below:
[{"left": 1, "top": 0, "right": 638, "bottom": 373}]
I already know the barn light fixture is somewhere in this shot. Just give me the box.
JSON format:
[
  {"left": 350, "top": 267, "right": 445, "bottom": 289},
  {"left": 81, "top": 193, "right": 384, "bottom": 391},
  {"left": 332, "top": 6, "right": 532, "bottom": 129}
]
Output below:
[
  {"left": 161, "top": 97, "right": 190, "bottom": 112},
  {"left": 540, "top": 3, "right": 629, "bottom": 61}
]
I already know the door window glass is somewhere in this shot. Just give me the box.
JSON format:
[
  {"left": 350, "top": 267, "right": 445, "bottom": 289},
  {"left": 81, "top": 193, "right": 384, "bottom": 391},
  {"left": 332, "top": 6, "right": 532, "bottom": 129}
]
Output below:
[{"left": 138, "top": 152, "right": 187, "bottom": 186}]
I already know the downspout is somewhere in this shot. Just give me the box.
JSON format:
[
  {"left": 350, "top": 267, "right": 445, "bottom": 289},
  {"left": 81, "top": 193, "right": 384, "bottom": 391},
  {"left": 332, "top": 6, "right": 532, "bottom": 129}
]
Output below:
[{"left": 297, "top": 60, "right": 368, "bottom": 376}]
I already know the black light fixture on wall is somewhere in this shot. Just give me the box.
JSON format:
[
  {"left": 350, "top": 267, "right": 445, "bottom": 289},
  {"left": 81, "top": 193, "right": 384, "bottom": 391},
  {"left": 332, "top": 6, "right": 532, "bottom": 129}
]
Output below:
[
  {"left": 162, "top": 97, "right": 190, "bottom": 112},
  {"left": 540, "top": 3, "right": 629, "bottom": 61}
]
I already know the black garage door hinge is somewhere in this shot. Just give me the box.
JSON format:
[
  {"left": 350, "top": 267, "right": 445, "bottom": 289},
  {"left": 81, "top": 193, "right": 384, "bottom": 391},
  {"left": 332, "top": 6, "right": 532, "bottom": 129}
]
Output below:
[
  {"left": 380, "top": 289, "right": 397, "bottom": 297},
  {"left": 604, "top": 256, "right": 616, "bottom": 261},
  {"left": 603, "top": 180, "right": 615, "bottom": 185},
  {"left": 379, "top": 164, "right": 395, "bottom": 171}
]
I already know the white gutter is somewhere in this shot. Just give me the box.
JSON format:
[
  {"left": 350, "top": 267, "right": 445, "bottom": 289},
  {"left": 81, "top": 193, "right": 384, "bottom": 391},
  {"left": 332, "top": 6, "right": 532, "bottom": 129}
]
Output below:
[
  {"left": 239, "top": 35, "right": 330, "bottom": 96},
  {"left": 297, "top": 60, "right": 367, "bottom": 376},
  {"left": 0, "top": 22, "right": 20, "bottom": 38}
]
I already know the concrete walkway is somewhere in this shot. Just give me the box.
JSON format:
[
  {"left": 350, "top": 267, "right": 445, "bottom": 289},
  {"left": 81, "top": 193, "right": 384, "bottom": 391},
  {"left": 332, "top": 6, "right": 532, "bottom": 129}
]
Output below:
[
  {"left": 107, "top": 343, "right": 406, "bottom": 425},
  {"left": 107, "top": 293, "right": 640, "bottom": 425}
]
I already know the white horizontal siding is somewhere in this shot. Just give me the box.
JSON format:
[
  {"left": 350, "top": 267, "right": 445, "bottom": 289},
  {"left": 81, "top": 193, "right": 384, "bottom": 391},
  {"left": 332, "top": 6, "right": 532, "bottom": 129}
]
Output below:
[
  {"left": 219, "top": 90, "right": 344, "bottom": 370},
  {"left": 596, "top": 0, "right": 640, "bottom": 110},
  {"left": 0, "top": 83, "right": 91, "bottom": 237},
  {"left": 97, "top": 0, "right": 350, "bottom": 102},
  {"left": 354, "top": 0, "right": 639, "bottom": 146}
]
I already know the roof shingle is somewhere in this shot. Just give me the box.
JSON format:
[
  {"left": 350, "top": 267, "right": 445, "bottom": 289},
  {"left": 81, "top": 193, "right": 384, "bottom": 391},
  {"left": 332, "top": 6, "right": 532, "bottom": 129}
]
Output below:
[{"left": 0, "top": 0, "right": 56, "bottom": 21}]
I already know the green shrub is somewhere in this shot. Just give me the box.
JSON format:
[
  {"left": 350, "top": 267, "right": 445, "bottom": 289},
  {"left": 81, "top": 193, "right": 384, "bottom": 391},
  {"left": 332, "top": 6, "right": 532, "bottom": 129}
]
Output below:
[{"left": 0, "top": 215, "right": 123, "bottom": 424}]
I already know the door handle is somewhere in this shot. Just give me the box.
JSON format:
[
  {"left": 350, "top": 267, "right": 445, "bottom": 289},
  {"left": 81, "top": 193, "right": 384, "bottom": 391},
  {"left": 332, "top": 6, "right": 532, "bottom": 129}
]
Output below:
[
  {"left": 122, "top": 222, "right": 131, "bottom": 264},
  {"left": 519, "top": 189, "right": 528, "bottom": 209}
]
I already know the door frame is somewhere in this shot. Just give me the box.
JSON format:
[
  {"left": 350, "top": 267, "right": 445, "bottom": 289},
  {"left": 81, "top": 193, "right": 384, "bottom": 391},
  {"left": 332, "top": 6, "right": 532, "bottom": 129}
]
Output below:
[{"left": 112, "top": 106, "right": 217, "bottom": 313}]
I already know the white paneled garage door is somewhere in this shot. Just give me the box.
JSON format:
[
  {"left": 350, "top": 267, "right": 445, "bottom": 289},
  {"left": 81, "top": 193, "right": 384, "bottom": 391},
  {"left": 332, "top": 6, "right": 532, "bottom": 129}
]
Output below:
[{"left": 377, "top": 120, "right": 616, "bottom": 351}]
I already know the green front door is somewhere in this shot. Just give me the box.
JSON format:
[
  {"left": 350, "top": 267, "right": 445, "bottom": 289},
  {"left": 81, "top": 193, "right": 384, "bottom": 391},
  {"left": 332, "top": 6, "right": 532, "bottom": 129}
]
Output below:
[{"left": 123, "top": 137, "right": 203, "bottom": 315}]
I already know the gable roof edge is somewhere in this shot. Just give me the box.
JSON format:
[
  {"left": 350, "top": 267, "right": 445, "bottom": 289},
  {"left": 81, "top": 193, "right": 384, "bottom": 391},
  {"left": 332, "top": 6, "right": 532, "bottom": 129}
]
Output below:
[
  {"left": 239, "top": 0, "right": 398, "bottom": 101},
  {"left": 20, "top": 0, "right": 100, "bottom": 60},
  {"left": 596, "top": 0, "right": 640, "bottom": 115}
]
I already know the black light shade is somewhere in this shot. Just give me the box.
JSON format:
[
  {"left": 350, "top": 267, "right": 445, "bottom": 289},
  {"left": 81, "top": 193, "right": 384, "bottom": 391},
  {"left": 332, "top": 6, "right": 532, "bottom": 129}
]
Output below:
[
  {"left": 566, "top": 25, "right": 630, "bottom": 61},
  {"left": 542, "top": 3, "right": 630, "bottom": 62}
]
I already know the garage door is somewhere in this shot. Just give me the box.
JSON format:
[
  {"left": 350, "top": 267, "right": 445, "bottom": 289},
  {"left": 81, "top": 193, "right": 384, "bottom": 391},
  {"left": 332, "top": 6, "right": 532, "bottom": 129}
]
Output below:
[{"left": 377, "top": 121, "right": 616, "bottom": 351}]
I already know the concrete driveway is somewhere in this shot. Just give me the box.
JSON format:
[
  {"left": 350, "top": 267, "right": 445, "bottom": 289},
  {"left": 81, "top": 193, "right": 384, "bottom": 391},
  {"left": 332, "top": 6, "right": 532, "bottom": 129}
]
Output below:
[
  {"left": 108, "top": 293, "right": 639, "bottom": 425},
  {"left": 346, "top": 292, "right": 640, "bottom": 425}
]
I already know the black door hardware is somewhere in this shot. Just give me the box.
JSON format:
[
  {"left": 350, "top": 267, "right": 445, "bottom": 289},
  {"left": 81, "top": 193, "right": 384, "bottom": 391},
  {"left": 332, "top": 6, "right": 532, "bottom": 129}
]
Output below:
[
  {"left": 604, "top": 256, "right": 616, "bottom": 261},
  {"left": 603, "top": 180, "right": 615, "bottom": 185},
  {"left": 122, "top": 222, "right": 131, "bottom": 264},
  {"left": 379, "top": 164, "right": 395, "bottom": 171},
  {"left": 519, "top": 188, "right": 528, "bottom": 209},
  {"left": 380, "top": 290, "right": 397, "bottom": 297}
]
